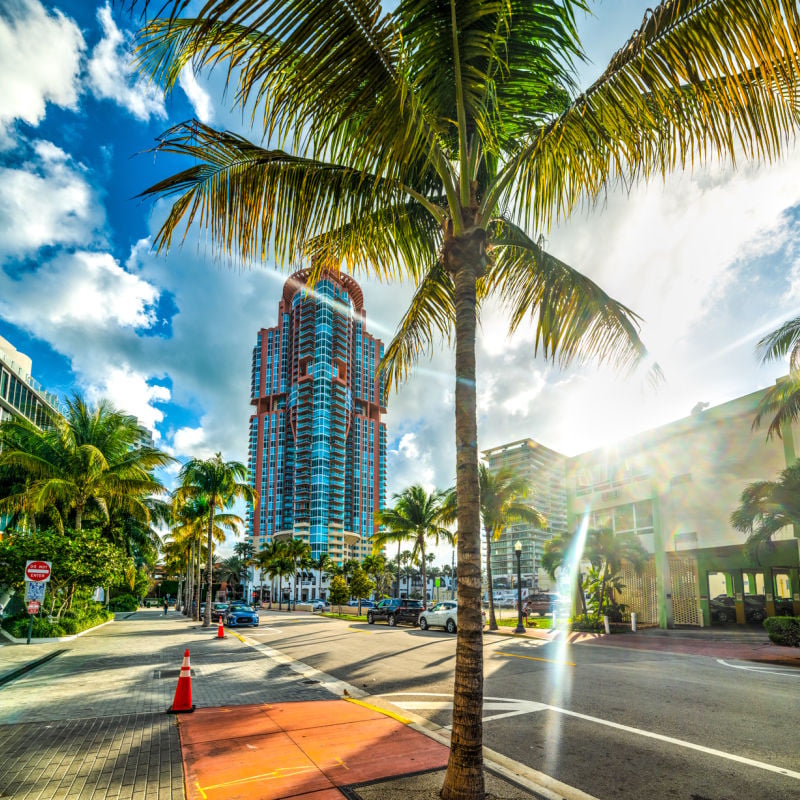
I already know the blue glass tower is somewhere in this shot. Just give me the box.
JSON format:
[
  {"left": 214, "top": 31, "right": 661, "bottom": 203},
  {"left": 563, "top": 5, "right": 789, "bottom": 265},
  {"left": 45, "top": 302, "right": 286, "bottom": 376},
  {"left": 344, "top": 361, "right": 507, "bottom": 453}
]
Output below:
[{"left": 247, "top": 269, "right": 387, "bottom": 564}]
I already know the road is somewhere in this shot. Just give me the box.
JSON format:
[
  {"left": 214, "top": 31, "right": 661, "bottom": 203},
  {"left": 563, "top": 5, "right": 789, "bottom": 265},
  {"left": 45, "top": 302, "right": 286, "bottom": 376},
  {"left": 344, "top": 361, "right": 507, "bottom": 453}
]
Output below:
[{"left": 246, "top": 610, "right": 800, "bottom": 800}]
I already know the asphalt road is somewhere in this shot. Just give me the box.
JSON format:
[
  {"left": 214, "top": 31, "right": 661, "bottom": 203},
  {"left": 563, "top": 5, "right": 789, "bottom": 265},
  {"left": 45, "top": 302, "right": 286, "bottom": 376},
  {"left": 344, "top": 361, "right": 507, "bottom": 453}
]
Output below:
[{"left": 246, "top": 610, "right": 800, "bottom": 800}]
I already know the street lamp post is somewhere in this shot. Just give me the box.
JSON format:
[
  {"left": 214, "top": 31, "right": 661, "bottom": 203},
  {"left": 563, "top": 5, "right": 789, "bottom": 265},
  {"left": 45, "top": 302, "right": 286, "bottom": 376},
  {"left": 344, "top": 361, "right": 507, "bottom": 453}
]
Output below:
[{"left": 514, "top": 541, "right": 525, "bottom": 633}]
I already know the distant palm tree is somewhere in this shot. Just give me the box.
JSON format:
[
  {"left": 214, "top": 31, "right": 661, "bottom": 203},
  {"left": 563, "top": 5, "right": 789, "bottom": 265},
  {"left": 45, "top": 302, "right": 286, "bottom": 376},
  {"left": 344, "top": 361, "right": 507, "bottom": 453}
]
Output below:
[
  {"left": 282, "top": 538, "right": 312, "bottom": 610},
  {"left": 375, "top": 485, "right": 451, "bottom": 607},
  {"left": 731, "top": 462, "right": 800, "bottom": 550},
  {"left": 176, "top": 454, "right": 254, "bottom": 626},
  {"left": 308, "top": 553, "right": 333, "bottom": 600},
  {"left": 261, "top": 541, "right": 294, "bottom": 611}
]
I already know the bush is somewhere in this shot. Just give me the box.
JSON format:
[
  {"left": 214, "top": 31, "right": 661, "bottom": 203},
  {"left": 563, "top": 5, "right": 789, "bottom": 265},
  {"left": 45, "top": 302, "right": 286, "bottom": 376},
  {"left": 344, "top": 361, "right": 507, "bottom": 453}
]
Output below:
[
  {"left": 763, "top": 616, "right": 800, "bottom": 647},
  {"left": 1, "top": 606, "right": 113, "bottom": 639},
  {"left": 109, "top": 594, "right": 140, "bottom": 612},
  {"left": 569, "top": 614, "right": 605, "bottom": 632}
]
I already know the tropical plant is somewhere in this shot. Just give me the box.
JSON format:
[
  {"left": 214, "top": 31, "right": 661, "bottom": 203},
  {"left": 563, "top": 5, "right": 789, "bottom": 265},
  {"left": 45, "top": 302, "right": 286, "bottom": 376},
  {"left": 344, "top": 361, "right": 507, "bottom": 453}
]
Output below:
[
  {"left": 349, "top": 567, "right": 375, "bottom": 615},
  {"left": 0, "top": 394, "right": 171, "bottom": 532},
  {"left": 134, "top": 2, "right": 800, "bottom": 795},
  {"left": 308, "top": 553, "right": 333, "bottom": 600},
  {"left": 587, "top": 529, "right": 648, "bottom": 622},
  {"left": 541, "top": 527, "right": 588, "bottom": 616},
  {"left": 361, "top": 554, "right": 391, "bottom": 597},
  {"left": 329, "top": 574, "right": 350, "bottom": 614},
  {"left": 282, "top": 537, "right": 312, "bottom": 610},
  {"left": 176, "top": 453, "right": 254, "bottom": 626},
  {"left": 731, "top": 462, "right": 800, "bottom": 551},
  {"left": 375, "top": 485, "right": 452, "bottom": 606},
  {"left": 259, "top": 540, "right": 293, "bottom": 610},
  {"left": 445, "top": 464, "right": 546, "bottom": 630}
]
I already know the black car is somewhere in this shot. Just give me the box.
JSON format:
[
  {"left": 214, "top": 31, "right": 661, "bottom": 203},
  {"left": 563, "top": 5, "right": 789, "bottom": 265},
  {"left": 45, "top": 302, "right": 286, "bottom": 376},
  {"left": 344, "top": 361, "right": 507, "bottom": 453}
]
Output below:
[
  {"left": 709, "top": 594, "right": 776, "bottom": 624},
  {"left": 225, "top": 603, "right": 260, "bottom": 627},
  {"left": 367, "top": 598, "right": 423, "bottom": 626}
]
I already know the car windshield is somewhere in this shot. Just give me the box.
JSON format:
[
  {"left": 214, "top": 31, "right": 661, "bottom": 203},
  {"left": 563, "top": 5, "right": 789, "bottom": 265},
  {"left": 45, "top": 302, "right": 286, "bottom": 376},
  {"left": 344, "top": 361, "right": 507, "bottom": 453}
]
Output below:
[{"left": 228, "top": 605, "right": 251, "bottom": 612}]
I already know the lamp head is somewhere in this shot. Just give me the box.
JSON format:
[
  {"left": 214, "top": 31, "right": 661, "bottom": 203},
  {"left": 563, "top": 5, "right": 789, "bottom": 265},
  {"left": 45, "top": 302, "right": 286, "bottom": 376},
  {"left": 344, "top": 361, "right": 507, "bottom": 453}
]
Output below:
[{"left": 514, "top": 540, "right": 522, "bottom": 553}]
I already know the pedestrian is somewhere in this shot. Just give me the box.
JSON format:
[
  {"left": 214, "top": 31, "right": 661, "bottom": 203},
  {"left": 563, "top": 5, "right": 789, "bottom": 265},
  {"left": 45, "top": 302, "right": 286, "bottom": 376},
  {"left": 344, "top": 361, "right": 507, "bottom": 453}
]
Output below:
[{"left": 163, "top": 598, "right": 168, "bottom": 616}]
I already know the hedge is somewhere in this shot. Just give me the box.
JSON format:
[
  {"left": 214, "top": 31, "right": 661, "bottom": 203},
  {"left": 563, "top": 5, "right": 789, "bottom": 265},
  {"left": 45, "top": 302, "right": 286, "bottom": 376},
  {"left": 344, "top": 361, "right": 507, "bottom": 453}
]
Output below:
[
  {"left": 2, "top": 606, "right": 114, "bottom": 639},
  {"left": 763, "top": 616, "right": 800, "bottom": 647}
]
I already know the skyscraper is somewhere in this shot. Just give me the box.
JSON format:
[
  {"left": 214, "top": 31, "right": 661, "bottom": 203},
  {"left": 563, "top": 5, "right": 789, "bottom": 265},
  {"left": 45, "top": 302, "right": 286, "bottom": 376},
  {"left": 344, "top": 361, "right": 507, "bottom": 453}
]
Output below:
[{"left": 247, "top": 268, "right": 387, "bottom": 565}]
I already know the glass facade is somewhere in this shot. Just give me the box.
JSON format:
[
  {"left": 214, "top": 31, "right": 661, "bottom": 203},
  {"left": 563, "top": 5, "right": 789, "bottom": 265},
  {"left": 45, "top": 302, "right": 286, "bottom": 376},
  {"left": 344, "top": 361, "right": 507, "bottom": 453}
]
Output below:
[{"left": 247, "top": 269, "right": 387, "bottom": 563}]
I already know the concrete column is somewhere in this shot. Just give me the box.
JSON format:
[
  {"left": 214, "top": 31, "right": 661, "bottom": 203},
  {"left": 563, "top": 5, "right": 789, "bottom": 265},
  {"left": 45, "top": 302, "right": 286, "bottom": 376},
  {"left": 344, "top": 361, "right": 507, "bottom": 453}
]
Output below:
[
  {"left": 732, "top": 571, "right": 746, "bottom": 625},
  {"left": 789, "top": 567, "right": 800, "bottom": 615},
  {"left": 763, "top": 567, "right": 776, "bottom": 617},
  {"left": 652, "top": 494, "right": 673, "bottom": 629}
]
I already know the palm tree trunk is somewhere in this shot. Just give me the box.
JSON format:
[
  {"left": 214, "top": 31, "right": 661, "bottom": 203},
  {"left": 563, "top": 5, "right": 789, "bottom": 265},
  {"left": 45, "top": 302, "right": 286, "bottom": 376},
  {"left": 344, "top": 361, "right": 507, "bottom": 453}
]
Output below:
[
  {"left": 597, "top": 564, "right": 608, "bottom": 622},
  {"left": 195, "top": 537, "right": 202, "bottom": 622},
  {"left": 75, "top": 502, "right": 84, "bottom": 531},
  {"left": 278, "top": 575, "right": 283, "bottom": 611},
  {"left": 292, "top": 558, "right": 297, "bottom": 610},
  {"left": 441, "top": 255, "right": 484, "bottom": 800},
  {"left": 204, "top": 506, "right": 214, "bottom": 626},
  {"left": 420, "top": 542, "right": 427, "bottom": 608},
  {"left": 486, "top": 530, "right": 498, "bottom": 630},
  {"left": 395, "top": 542, "right": 401, "bottom": 597}
]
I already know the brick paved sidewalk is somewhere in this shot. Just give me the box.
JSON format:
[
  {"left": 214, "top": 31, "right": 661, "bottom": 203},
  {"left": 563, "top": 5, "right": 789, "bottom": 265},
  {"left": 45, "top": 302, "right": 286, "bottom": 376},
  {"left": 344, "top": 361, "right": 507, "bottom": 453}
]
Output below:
[{"left": 0, "top": 610, "right": 338, "bottom": 800}]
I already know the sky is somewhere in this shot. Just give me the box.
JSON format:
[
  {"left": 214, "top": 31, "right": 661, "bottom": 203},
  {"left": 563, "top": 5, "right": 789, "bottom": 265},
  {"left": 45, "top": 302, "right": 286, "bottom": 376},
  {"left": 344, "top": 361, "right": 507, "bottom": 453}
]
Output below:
[{"left": 3, "top": 1, "right": 800, "bottom": 560}]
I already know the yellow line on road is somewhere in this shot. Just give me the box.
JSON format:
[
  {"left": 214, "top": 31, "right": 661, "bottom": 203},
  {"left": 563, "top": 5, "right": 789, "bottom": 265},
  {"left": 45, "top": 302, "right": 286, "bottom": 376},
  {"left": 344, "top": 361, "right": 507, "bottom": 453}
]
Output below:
[
  {"left": 230, "top": 631, "right": 247, "bottom": 643},
  {"left": 344, "top": 696, "right": 412, "bottom": 725},
  {"left": 496, "top": 651, "right": 575, "bottom": 667}
]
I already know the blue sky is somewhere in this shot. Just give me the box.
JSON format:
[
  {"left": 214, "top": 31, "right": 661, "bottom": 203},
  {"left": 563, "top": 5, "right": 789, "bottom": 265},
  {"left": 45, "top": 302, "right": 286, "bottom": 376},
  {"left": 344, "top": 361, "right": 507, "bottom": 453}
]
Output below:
[{"left": 3, "top": 1, "right": 800, "bottom": 556}]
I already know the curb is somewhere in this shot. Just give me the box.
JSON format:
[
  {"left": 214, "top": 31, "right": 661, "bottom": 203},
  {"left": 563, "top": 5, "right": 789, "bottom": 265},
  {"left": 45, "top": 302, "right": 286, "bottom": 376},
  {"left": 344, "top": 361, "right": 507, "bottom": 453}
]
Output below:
[{"left": 0, "top": 648, "right": 66, "bottom": 687}]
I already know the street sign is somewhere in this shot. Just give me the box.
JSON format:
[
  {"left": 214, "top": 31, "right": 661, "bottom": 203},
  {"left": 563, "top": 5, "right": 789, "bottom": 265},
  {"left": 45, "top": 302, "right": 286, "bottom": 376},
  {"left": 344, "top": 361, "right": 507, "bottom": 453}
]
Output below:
[
  {"left": 27, "top": 600, "right": 40, "bottom": 614},
  {"left": 25, "top": 581, "right": 46, "bottom": 601},
  {"left": 25, "top": 560, "right": 51, "bottom": 582}
]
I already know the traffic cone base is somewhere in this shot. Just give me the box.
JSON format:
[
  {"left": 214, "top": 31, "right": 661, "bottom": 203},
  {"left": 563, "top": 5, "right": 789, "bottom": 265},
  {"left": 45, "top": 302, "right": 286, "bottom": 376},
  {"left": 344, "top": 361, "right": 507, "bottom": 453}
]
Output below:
[{"left": 167, "top": 648, "right": 195, "bottom": 714}]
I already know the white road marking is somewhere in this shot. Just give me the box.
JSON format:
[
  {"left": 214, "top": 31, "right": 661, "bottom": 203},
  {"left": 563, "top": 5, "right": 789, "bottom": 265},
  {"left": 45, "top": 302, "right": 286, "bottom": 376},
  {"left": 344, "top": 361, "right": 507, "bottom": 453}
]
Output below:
[
  {"left": 383, "top": 692, "right": 800, "bottom": 781},
  {"left": 716, "top": 658, "right": 800, "bottom": 677}
]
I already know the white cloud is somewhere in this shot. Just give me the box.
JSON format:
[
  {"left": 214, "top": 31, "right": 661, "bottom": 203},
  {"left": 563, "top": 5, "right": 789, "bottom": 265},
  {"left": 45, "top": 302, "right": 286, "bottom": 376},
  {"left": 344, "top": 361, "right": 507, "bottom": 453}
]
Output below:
[
  {"left": 179, "top": 68, "right": 215, "bottom": 124},
  {"left": 87, "top": 3, "right": 166, "bottom": 122},
  {"left": 0, "top": 140, "right": 104, "bottom": 258},
  {"left": 0, "top": 0, "right": 84, "bottom": 145}
]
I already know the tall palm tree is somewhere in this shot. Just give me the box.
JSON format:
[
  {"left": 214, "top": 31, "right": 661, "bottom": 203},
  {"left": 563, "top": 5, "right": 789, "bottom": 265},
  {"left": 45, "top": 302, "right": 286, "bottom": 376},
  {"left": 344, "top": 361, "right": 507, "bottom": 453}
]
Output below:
[
  {"left": 308, "top": 553, "right": 333, "bottom": 600},
  {"left": 175, "top": 454, "right": 254, "bottom": 626},
  {"left": 444, "top": 464, "right": 546, "bottom": 629},
  {"left": 731, "top": 461, "right": 800, "bottom": 549},
  {"left": 0, "top": 394, "right": 171, "bottom": 532},
  {"left": 134, "top": 3, "right": 800, "bottom": 795},
  {"left": 375, "top": 485, "right": 452, "bottom": 607},
  {"left": 282, "top": 537, "right": 312, "bottom": 610},
  {"left": 261, "top": 540, "right": 294, "bottom": 610}
]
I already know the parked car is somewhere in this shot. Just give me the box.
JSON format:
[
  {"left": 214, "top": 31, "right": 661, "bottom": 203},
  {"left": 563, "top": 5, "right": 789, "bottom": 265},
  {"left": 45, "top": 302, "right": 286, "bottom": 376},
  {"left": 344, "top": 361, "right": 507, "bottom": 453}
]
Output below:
[
  {"left": 310, "top": 599, "right": 330, "bottom": 612},
  {"left": 419, "top": 601, "right": 486, "bottom": 633},
  {"left": 709, "top": 594, "right": 770, "bottom": 624},
  {"left": 350, "top": 599, "right": 375, "bottom": 608},
  {"left": 225, "top": 604, "right": 260, "bottom": 627},
  {"left": 523, "top": 593, "right": 561, "bottom": 617},
  {"left": 212, "top": 602, "right": 229, "bottom": 618},
  {"left": 366, "top": 598, "right": 423, "bottom": 626}
]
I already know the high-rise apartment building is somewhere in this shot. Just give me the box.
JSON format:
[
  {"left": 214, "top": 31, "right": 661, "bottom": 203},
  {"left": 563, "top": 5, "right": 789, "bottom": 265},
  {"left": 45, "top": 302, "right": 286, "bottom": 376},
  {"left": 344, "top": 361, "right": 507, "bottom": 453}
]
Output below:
[
  {"left": 0, "top": 335, "right": 60, "bottom": 429},
  {"left": 482, "top": 439, "right": 568, "bottom": 592},
  {"left": 247, "top": 269, "right": 387, "bottom": 565}
]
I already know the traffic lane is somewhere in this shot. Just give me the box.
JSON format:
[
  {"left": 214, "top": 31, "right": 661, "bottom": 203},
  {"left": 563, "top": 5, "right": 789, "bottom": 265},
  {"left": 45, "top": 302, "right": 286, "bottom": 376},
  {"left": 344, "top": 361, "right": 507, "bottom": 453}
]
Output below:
[
  {"left": 247, "top": 614, "right": 467, "bottom": 695},
  {"left": 489, "top": 638, "right": 800, "bottom": 766}
]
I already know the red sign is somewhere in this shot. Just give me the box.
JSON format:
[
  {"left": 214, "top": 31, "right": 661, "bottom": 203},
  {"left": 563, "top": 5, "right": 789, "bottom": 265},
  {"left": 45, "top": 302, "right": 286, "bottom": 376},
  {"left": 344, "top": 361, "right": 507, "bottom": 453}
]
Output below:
[
  {"left": 25, "top": 561, "right": 51, "bottom": 582},
  {"left": 27, "top": 600, "right": 40, "bottom": 614}
]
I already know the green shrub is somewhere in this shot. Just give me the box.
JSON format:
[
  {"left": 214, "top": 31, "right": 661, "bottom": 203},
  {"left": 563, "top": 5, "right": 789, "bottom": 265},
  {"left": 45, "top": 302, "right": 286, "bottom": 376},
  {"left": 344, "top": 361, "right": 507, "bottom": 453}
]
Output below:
[
  {"left": 763, "top": 616, "right": 800, "bottom": 647},
  {"left": 2, "top": 607, "right": 112, "bottom": 639},
  {"left": 109, "top": 594, "right": 139, "bottom": 612},
  {"left": 569, "top": 614, "right": 605, "bottom": 632}
]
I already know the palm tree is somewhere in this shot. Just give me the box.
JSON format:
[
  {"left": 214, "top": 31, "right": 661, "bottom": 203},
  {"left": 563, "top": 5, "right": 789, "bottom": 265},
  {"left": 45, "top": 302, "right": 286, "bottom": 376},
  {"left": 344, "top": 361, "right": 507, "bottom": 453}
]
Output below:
[
  {"left": 588, "top": 529, "right": 648, "bottom": 623},
  {"left": 0, "top": 394, "right": 171, "bottom": 532},
  {"left": 731, "top": 461, "right": 800, "bottom": 549},
  {"left": 308, "top": 553, "right": 333, "bottom": 600},
  {"left": 281, "top": 537, "right": 312, "bottom": 610},
  {"left": 541, "top": 528, "right": 589, "bottom": 617},
  {"left": 375, "top": 485, "right": 452, "bottom": 607},
  {"left": 176, "top": 454, "right": 254, "bottom": 626},
  {"left": 134, "top": 3, "right": 800, "bottom": 795},
  {"left": 445, "top": 464, "right": 546, "bottom": 630},
  {"left": 261, "top": 540, "right": 294, "bottom": 610}
]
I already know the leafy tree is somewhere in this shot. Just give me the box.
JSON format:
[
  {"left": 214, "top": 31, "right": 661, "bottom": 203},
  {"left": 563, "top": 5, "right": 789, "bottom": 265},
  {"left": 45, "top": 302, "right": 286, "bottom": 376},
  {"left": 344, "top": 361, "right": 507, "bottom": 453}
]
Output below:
[
  {"left": 731, "top": 462, "right": 800, "bottom": 551},
  {"left": 362, "top": 554, "right": 391, "bottom": 598},
  {"left": 349, "top": 567, "right": 375, "bottom": 615},
  {"left": 134, "top": 2, "right": 800, "bottom": 795},
  {"left": 329, "top": 574, "right": 349, "bottom": 614},
  {"left": 0, "top": 527, "right": 129, "bottom": 616},
  {"left": 176, "top": 453, "right": 254, "bottom": 626},
  {"left": 0, "top": 395, "right": 171, "bottom": 532}
]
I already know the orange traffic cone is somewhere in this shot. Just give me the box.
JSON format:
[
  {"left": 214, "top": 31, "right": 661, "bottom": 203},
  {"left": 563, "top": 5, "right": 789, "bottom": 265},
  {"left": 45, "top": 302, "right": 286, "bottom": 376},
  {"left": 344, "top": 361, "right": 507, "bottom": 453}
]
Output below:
[
  {"left": 168, "top": 649, "right": 195, "bottom": 713},
  {"left": 217, "top": 615, "right": 224, "bottom": 638}
]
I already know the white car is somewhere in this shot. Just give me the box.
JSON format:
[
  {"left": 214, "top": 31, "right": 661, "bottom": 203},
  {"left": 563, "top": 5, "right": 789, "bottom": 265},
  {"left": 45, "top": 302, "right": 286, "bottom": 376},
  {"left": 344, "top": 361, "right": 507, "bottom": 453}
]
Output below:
[{"left": 418, "top": 601, "right": 486, "bottom": 633}]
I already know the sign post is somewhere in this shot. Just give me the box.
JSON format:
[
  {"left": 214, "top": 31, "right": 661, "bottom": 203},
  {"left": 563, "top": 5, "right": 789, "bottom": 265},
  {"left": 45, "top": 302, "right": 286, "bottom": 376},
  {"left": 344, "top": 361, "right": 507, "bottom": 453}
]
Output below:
[{"left": 23, "top": 562, "right": 51, "bottom": 645}]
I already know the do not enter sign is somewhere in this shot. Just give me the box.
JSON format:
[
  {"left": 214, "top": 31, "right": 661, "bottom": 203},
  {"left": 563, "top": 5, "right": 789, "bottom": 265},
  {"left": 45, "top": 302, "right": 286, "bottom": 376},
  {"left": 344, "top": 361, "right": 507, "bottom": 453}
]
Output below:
[
  {"left": 25, "top": 561, "right": 51, "bottom": 582},
  {"left": 27, "top": 600, "right": 40, "bottom": 615}
]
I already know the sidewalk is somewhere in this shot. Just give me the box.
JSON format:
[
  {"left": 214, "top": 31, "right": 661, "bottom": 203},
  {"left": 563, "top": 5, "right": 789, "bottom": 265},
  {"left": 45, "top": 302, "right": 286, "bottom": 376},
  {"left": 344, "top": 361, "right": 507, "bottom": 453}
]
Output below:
[{"left": 0, "top": 611, "right": 552, "bottom": 800}]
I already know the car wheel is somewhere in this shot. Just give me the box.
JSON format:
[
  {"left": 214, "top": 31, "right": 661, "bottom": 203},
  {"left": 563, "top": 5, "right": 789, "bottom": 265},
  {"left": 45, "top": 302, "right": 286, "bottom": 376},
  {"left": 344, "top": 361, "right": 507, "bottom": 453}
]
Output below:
[
  {"left": 367, "top": 611, "right": 375, "bottom": 624},
  {"left": 446, "top": 618, "right": 457, "bottom": 634},
  {"left": 716, "top": 610, "right": 728, "bottom": 624},
  {"left": 388, "top": 614, "right": 396, "bottom": 626},
  {"left": 419, "top": 617, "right": 428, "bottom": 630},
  {"left": 749, "top": 610, "right": 765, "bottom": 623}
]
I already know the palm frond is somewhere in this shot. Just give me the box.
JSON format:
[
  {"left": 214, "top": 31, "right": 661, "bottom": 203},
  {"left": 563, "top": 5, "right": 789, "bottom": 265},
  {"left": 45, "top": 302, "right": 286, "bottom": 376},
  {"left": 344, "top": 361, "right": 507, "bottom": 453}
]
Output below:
[
  {"left": 497, "top": 0, "right": 800, "bottom": 232},
  {"left": 378, "top": 262, "right": 458, "bottom": 397},
  {"left": 756, "top": 315, "right": 800, "bottom": 370},
  {"left": 752, "top": 373, "right": 800, "bottom": 439},
  {"left": 486, "top": 219, "right": 658, "bottom": 377}
]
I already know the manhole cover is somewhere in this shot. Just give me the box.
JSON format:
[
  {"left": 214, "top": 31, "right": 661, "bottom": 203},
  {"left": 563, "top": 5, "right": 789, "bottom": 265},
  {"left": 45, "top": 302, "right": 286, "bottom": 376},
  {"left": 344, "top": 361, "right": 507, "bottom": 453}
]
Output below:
[
  {"left": 302, "top": 679, "right": 319, "bottom": 684},
  {"left": 155, "top": 669, "right": 196, "bottom": 679}
]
